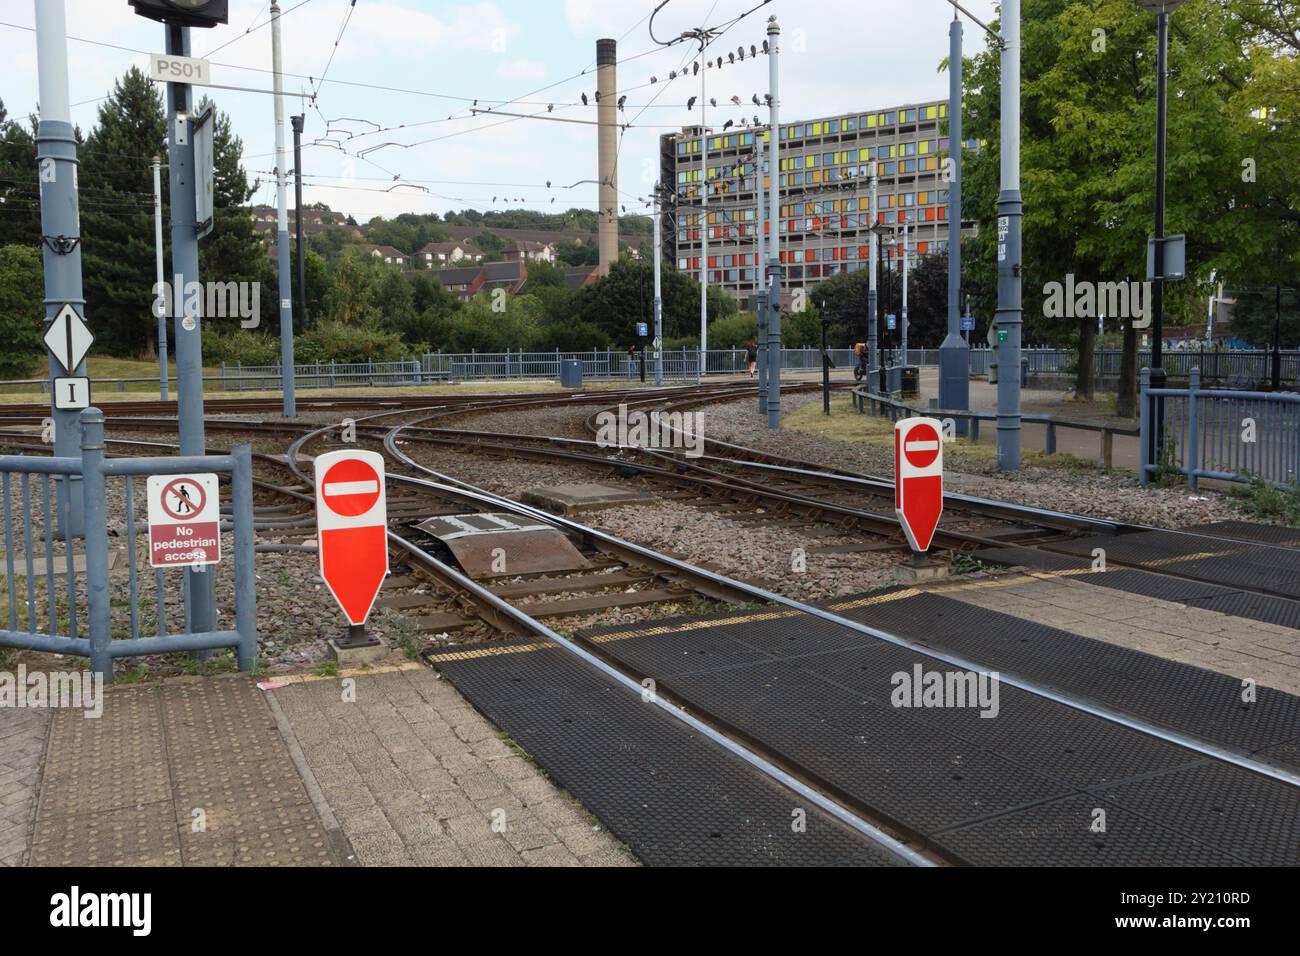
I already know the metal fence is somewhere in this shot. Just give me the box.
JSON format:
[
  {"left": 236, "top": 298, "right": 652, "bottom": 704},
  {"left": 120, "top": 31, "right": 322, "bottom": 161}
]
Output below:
[
  {"left": 1140, "top": 367, "right": 1300, "bottom": 489},
  {"left": 0, "top": 409, "right": 257, "bottom": 679},
  {"left": 967, "top": 348, "right": 1300, "bottom": 384}
]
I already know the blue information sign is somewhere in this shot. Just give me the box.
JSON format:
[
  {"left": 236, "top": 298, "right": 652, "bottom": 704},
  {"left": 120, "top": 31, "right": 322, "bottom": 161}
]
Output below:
[
  {"left": 886, "top": 314, "right": 897, "bottom": 331},
  {"left": 961, "top": 316, "right": 975, "bottom": 332},
  {"left": 636, "top": 322, "right": 649, "bottom": 337}
]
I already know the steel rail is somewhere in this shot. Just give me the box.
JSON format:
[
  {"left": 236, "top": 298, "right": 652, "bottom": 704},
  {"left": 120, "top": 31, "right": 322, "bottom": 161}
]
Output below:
[
  {"left": 275, "top": 412, "right": 933, "bottom": 865},
  {"left": 381, "top": 424, "right": 1300, "bottom": 792},
  {"left": 389, "top": 528, "right": 936, "bottom": 868}
]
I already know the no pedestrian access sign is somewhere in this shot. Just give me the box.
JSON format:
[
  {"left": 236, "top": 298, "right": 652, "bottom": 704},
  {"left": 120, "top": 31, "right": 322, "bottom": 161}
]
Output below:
[
  {"left": 147, "top": 473, "right": 221, "bottom": 568},
  {"left": 314, "top": 450, "right": 389, "bottom": 626},
  {"left": 895, "top": 418, "right": 944, "bottom": 553}
]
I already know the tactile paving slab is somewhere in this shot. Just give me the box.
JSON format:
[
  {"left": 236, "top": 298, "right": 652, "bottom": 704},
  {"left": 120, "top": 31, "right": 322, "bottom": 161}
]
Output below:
[
  {"left": 31, "top": 675, "right": 342, "bottom": 867},
  {"left": 424, "top": 641, "right": 905, "bottom": 866}
]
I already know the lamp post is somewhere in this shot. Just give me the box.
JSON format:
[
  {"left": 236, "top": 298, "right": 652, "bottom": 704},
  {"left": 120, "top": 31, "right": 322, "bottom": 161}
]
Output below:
[{"left": 1135, "top": 0, "right": 1184, "bottom": 462}]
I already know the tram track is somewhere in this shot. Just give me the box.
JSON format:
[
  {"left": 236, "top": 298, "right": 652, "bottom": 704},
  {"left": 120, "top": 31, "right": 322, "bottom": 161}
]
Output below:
[{"left": 3, "top": 388, "right": 1299, "bottom": 865}]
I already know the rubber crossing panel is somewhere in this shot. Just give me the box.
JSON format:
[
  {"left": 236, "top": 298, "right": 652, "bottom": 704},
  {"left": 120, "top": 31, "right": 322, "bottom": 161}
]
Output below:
[
  {"left": 582, "top": 600, "right": 1300, "bottom": 865},
  {"left": 1045, "top": 529, "right": 1300, "bottom": 599},
  {"left": 423, "top": 640, "right": 903, "bottom": 867},
  {"left": 973, "top": 545, "right": 1300, "bottom": 633}
]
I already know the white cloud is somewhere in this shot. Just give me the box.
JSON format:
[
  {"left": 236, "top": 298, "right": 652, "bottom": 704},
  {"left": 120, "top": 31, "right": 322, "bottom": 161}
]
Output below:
[{"left": 498, "top": 59, "right": 547, "bottom": 80}]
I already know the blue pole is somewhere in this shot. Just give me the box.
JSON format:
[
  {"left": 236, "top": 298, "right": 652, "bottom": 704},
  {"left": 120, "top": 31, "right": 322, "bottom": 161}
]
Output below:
[
  {"left": 79, "top": 409, "right": 111, "bottom": 680},
  {"left": 765, "top": 17, "right": 783, "bottom": 429},
  {"left": 165, "top": 24, "right": 215, "bottom": 635},
  {"left": 34, "top": 0, "right": 85, "bottom": 538},
  {"left": 939, "top": 14, "right": 970, "bottom": 434}
]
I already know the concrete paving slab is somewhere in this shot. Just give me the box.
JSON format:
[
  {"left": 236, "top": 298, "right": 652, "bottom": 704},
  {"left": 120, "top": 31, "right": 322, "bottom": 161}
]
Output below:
[{"left": 265, "top": 664, "right": 632, "bottom": 866}]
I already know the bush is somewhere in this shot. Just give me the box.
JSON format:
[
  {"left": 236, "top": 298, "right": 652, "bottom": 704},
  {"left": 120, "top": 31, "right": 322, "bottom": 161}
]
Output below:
[
  {"left": 201, "top": 328, "right": 282, "bottom": 366},
  {"left": 295, "top": 321, "right": 408, "bottom": 363},
  {"left": 707, "top": 313, "right": 758, "bottom": 349}
]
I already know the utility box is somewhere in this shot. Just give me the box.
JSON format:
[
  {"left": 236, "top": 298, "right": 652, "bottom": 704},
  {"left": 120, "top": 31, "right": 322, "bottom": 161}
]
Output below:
[{"left": 560, "top": 359, "right": 583, "bottom": 388}]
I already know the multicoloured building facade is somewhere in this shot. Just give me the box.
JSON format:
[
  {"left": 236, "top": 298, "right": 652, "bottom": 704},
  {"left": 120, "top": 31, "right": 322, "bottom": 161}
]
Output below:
[{"left": 659, "top": 99, "right": 978, "bottom": 308}]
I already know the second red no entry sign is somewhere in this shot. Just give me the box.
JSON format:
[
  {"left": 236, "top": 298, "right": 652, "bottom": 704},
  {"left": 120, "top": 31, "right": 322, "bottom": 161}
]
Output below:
[{"left": 315, "top": 450, "right": 389, "bottom": 626}]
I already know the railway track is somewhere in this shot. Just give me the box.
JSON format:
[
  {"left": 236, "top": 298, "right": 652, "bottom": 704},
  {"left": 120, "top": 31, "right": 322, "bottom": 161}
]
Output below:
[{"left": 3, "top": 387, "right": 1299, "bottom": 865}]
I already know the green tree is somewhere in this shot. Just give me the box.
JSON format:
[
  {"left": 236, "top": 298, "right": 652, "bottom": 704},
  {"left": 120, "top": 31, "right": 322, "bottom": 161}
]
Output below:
[
  {"left": 0, "top": 245, "right": 47, "bottom": 376},
  {"left": 0, "top": 100, "right": 40, "bottom": 250},
  {"left": 960, "top": 0, "right": 1295, "bottom": 412},
  {"left": 79, "top": 67, "right": 167, "bottom": 356}
]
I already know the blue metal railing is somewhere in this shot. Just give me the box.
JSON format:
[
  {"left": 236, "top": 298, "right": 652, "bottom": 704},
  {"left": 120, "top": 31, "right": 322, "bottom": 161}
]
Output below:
[
  {"left": 1140, "top": 367, "right": 1300, "bottom": 490},
  {"left": 0, "top": 409, "right": 258, "bottom": 679}
]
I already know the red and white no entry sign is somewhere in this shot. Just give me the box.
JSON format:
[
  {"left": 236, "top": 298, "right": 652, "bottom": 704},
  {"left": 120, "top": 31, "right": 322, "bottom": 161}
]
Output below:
[
  {"left": 895, "top": 418, "right": 944, "bottom": 553},
  {"left": 314, "top": 450, "right": 388, "bottom": 626},
  {"left": 146, "top": 472, "right": 220, "bottom": 568},
  {"left": 321, "top": 458, "right": 382, "bottom": 516}
]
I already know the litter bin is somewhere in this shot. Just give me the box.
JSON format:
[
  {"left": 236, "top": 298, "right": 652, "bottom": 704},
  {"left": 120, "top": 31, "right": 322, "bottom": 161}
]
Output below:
[
  {"left": 560, "top": 359, "right": 583, "bottom": 388},
  {"left": 899, "top": 365, "right": 920, "bottom": 397}
]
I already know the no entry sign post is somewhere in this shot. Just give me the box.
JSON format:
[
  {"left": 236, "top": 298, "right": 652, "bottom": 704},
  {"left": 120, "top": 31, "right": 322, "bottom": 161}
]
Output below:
[
  {"left": 895, "top": 417, "right": 944, "bottom": 553},
  {"left": 314, "top": 450, "right": 388, "bottom": 650}
]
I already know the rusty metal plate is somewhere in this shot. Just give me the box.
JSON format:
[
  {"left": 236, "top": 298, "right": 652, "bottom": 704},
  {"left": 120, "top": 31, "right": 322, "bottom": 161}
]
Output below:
[{"left": 417, "top": 513, "right": 592, "bottom": 579}]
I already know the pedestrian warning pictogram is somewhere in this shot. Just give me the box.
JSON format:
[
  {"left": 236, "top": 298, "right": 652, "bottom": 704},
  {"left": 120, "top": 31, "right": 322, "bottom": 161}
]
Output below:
[{"left": 146, "top": 472, "right": 221, "bottom": 568}]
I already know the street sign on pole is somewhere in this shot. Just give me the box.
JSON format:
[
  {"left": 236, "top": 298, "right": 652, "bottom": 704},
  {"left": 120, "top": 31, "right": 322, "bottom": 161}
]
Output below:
[
  {"left": 192, "top": 107, "right": 215, "bottom": 239},
  {"left": 147, "top": 472, "right": 221, "bottom": 568},
  {"left": 43, "top": 304, "right": 93, "bottom": 374},
  {"left": 150, "top": 52, "right": 211, "bottom": 86},
  {"left": 961, "top": 316, "right": 975, "bottom": 332},
  {"left": 53, "top": 377, "right": 89, "bottom": 411},
  {"left": 887, "top": 314, "right": 897, "bottom": 331},
  {"left": 895, "top": 417, "right": 944, "bottom": 553},
  {"left": 315, "top": 450, "right": 389, "bottom": 627}
]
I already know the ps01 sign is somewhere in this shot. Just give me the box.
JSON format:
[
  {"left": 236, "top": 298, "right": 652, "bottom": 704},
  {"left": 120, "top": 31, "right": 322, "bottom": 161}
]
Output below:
[{"left": 150, "top": 53, "right": 211, "bottom": 86}]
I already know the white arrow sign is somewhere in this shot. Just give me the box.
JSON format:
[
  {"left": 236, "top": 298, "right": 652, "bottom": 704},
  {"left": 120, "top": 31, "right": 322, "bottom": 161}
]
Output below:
[{"left": 43, "top": 304, "right": 93, "bottom": 375}]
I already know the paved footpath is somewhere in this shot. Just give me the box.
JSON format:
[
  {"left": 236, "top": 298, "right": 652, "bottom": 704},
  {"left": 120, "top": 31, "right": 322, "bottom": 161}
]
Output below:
[
  {"left": 0, "top": 709, "right": 47, "bottom": 867},
  {"left": 267, "top": 665, "right": 632, "bottom": 867},
  {"left": 4, "top": 664, "right": 631, "bottom": 867}
]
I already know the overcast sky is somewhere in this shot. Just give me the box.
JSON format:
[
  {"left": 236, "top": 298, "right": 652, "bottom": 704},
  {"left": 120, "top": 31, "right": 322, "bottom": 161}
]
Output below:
[{"left": 2, "top": 0, "right": 1000, "bottom": 222}]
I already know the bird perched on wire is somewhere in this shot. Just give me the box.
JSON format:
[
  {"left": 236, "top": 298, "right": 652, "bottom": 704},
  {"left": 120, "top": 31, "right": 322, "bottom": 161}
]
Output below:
[
  {"left": 594, "top": 91, "right": 601, "bottom": 102},
  {"left": 722, "top": 119, "right": 734, "bottom": 131},
  {"left": 547, "top": 103, "right": 554, "bottom": 112},
  {"left": 650, "top": 75, "right": 657, "bottom": 84},
  {"left": 728, "top": 52, "right": 735, "bottom": 64},
  {"left": 731, "top": 95, "right": 742, "bottom": 106},
  {"left": 617, "top": 95, "right": 626, "bottom": 111},
  {"left": 669, "top": 70, "right": 677, "bottom": 80},
  {"left": 693, "top": 61, "right": 699, "bottom": 75},
  {"left": 581, "top": 93, "right": 588, "bottom": 106},
  {"left": 710, "top": 97, "right": 717, "bottom": 108},
  {"left": 687, "top": 96, "right": 697, "bottom": 110},
  {"left": 751, "top": 44, "right": 758, "bottom": 58},
  {"left": 752, "top": 93, "right": 761, "bottom": 106},
  {"left": 762, "top": 40, "right": 769, "bottom": 54}
]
